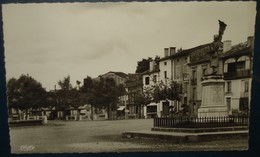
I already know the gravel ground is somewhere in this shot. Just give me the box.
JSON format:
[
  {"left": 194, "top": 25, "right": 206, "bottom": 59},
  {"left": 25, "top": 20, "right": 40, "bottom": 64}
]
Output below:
[{"left": 9, "top": 119, "right": 248, "bottom": 153}]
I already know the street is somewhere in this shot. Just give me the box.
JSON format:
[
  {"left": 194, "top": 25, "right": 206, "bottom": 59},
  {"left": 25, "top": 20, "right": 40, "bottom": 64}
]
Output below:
[{"left": 10, "top": 119, "right": 248, "bottom": 153}]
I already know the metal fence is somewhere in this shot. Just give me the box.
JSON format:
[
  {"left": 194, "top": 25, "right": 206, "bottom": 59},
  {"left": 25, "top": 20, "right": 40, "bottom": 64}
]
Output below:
[{"left": 154, "top": 116, "right": 249, "bottom": 128}]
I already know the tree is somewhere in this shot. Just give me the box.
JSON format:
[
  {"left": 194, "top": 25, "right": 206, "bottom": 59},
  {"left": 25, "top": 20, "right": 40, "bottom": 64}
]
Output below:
[
  {"left": 80, "top": 76, "right": 96, "bottom": 120},
  {"left": 92, "top": 78, "right": 125, "bottom": 119},
  {"left": 128, "top": 88, "right": 153, "bottom": 118},
  {"left": 7, "top": 74, "right": 46, "bottom": 115},
  {"left": 56, "top": 76, "right": 81, "bottom": 118},
  {"left": 80, "top": 77, "right": 126, "bottom": 120},
  {"left": 154, "top": 81, "right": 182, "bottom": 116},
  {"left": 135, "top": 58, "right": 152, "bottom": 73},
  {"left": 152, "top": 81, "right": 181, "bottom": 103}
]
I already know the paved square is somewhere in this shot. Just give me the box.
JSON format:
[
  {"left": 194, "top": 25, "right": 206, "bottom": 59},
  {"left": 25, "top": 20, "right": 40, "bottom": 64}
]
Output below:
[{"left": 10, "top": 119, "right": 248, "bottom": 153}]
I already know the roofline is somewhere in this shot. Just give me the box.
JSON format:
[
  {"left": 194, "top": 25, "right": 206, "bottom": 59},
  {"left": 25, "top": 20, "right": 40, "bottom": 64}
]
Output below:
[
  {"left": 219, "top": 47, "right": 252, "bottom": 59},
  {"left": 159, "top": 43, "right": 213, "bottom": 62}
]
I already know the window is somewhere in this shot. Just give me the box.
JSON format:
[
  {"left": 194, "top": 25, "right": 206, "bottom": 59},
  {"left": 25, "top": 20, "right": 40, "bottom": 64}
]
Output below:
[
  {"left": 224, "top": 58, "right": 236, "bottom": 73},
  {"left": 238, "top": 56, "right": 250, "bottom": 70},
  {"left": 192, "top": 69, "right": 197, "bottom": 79},
  {"left": 227, "top": 81, "right": 231, "bottom": 92},
  {"left": 202, "top": 68, "right": 207, "bottom": 76},
  {"left": 236, "top": 61, "right": 245, "bottom": 71},
  {"left": 244, "top": 81, "right": 249, "bottom": 93},
  {"left": 162, "top": 101, "right": 170, "bottom": 115},
  {"left": 147, "top": 106, "right": 157, "bottom": 113},
  {"left": 227, "top": 63, "right": 236, "bottom": 72},
  {"left": 183, "top": 82, "right": 188, "bottom": 93},
  {"left": 145, "top": 77, "right": 150, "bottom": 85},
  {"left": 226, "top": 97, "right": 231, "bottom": 111},
  {"left": 164, "top": 71, "right": 167, "bottom": 79},
  {"left": 164, "top": 62, "right": 167, "bottom": 65},
  {"left": 183, "top": 64, "right": 187, "bottom": 74},
  {"left": 191, "top": 69, "right": 197, "bottom": 85},
  {"left": 239, "top": 97, "right": 249, "bottom": 112},
  {"left": 192, "top": 87, "right": 196, "bottom": 101},
  {"left": 176, "top": 65, "right": 181, "bottom": 79}
]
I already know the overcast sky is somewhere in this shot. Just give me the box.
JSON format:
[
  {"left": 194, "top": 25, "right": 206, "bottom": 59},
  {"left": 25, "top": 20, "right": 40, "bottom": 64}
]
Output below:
[{"left": 2, "top": 2, "right": 256, "bottom": 90}]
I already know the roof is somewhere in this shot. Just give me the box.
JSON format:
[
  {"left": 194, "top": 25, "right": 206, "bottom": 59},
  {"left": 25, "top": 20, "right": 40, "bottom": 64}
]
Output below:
[
  {"left": 99, "top": 71, "right": 128, "bottom": 78},
  {"left": 141, "top": 64, "right": 160, "bottom": 75},
  {"left": 219, "top": 43, "right": 252, "bottom": 59},
  {"left": 159, "top": 43, "right": 214, "bottom": 62},
  {"left": 125, "top": 73, "right": 143, "bottom": 88}
]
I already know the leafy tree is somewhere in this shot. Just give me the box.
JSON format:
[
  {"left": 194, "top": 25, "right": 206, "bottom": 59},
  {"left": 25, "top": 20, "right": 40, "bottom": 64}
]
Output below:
[
  {"left": 93, "top": 78, "right": 125, "bottom": 119},
  {"left": 135, "top": 58, "right": 152, "bottom": 73},
  {"left": 80, "top": 77, "right": 126, "bottom": 120},
  {"left": 7, "top": 74, "right": 46, "bottom": 115},
  {"left": 128, "top": 88, "right": 152, "bottom": 118},
  {"left": 153, "top": 81, "right": 181, "bottom": 116},
  {"left": 56, "top": 76, "right": 81, "bottom": 118},
  {"left": 81, "top": 76, "right": 94, "bottom": 93},
  {"left": 152, "top": 81, "right": 181, "bottom": 103},
  {"left": 80, "top": 76, "right": 96, "bottom": 120}
]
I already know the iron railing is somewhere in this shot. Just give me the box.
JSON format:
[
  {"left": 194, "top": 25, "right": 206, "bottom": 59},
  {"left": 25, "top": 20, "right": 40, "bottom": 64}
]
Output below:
[
  {"left": 154, "top": 116, "right": 249, "bottom": 128},
  {"left": 224, "top": 70, "right": 251, "bottom": 80}
]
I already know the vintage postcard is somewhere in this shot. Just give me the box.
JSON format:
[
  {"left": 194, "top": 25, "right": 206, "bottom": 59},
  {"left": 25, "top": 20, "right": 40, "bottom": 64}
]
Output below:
[{"left": 1, "top": 1, "right": 256, "bottom": 153}]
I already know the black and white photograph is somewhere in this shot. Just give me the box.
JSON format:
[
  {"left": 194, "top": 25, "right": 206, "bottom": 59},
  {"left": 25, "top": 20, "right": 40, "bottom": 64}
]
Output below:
[{"left": 2, "top": 1, "right": 256, "bottom": 153}]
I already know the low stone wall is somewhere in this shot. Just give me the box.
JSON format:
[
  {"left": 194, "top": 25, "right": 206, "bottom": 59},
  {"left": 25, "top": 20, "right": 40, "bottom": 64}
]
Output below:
[{"left": 9, "top": 120, "right": 43, "bottom": 127}]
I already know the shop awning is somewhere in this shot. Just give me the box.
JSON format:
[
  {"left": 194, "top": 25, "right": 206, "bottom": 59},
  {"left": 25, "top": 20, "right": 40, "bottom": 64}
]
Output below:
[{"left": 117, "top": 106, "right": 125, "bottom": 111}]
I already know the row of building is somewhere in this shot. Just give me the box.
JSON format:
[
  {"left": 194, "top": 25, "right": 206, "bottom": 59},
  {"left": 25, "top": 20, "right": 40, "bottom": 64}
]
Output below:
[{"left": 89, "top": 36, "right": 253, "bottom": 119}]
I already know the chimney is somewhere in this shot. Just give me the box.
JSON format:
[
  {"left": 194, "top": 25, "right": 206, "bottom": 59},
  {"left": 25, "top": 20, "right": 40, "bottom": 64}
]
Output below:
[
  {"left": 164, "top": 48, "right": 169, "bottom": 57},
  {"left": 223, "top": 40, "right": 232, "bottom": 52},
  {"left": 149, "top": 60, "right": 155, "bottom": 72},
  {"left": 169, "top": 47, "right": 176, "bottom": 56},
  {"left": 247, "top": 36, "right": 254, "bottom": 49}
]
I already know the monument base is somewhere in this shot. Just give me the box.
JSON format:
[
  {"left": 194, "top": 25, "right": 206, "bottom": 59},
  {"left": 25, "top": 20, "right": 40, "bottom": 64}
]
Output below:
[
  {"left": 198, "top": 75, "right": 228, "bottom": 118},
  {"left": 198, "top": 106, "right": 228, "bottom": 118}
]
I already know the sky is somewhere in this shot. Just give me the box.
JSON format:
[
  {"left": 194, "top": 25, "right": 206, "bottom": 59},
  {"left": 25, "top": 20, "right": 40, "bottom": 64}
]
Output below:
[{"left": 2, "top": 2, "right": 256, "bottom": 91}]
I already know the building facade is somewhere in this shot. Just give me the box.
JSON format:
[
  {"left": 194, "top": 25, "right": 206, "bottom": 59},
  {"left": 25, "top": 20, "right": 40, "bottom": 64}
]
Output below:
[
  {"left": 142, "top": 58, "right": 161, "bottom": 118},
  {"left": 220, "top": 36, "right": 254, "bottom": 116},
  {"left": 125, "top": 73, "right": 143, "bottom": 118}
]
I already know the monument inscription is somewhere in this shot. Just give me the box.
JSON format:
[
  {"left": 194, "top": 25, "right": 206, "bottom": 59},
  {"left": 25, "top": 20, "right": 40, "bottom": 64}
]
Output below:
[{"left": 211, "top": 85, "right": 223, "bottom": 105}]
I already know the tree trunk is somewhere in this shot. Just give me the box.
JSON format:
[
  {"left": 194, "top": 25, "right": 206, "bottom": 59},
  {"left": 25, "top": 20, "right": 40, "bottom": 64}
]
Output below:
[
  {"left": 138, "top": 105, "right": 141, "bottom": 118},
  {"left": 107, "top": 104, "right": 111, "bottom": 120},
  {"left": 91, "top": 105, "right": 94, "bottom": 120}
]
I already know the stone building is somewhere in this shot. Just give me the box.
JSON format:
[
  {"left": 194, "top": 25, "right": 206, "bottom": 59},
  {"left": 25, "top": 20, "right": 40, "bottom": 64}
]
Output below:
[
  {"left": 219, "top": 36, "right": 254, "bottom": 116},
  {"left": 94, "top": 71, "right": 128, "bottom": 86},
  {"left": 125, "top": 73, "right": 143, "bottom": 118},
  {"left": 142, "top": 58, "right": 161, "bottom": 118}
]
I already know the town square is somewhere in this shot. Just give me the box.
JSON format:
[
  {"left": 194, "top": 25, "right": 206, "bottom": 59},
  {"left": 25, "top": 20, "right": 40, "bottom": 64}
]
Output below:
[{"left": 1, "top": 1, "right": 257, "bottom": 154}]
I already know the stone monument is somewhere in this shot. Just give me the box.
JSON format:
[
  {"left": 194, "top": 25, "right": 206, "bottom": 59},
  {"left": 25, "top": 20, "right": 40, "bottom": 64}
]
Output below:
[{"left": 198, "top": 20, "right": 229, "bottom": 118}]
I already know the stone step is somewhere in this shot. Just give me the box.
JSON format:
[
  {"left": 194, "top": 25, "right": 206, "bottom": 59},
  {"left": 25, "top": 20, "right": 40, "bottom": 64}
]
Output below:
[
  {"left": 122, "top": 130, "right": 248, "bottom": 143},
  {"left": 151, "top": 126, "right": 248, "bottom": 133}
]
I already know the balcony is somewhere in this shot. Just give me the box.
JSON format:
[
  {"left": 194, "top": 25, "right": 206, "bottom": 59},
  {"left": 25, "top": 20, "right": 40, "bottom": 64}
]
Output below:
[{"left": 224, "top": 70, "right": 251, "bottom": 80}]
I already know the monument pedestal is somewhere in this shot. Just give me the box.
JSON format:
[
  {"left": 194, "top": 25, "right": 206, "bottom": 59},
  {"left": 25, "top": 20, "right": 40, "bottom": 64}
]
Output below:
[{"left": 198, "top": 75, "right": 228, "bottom": 118}]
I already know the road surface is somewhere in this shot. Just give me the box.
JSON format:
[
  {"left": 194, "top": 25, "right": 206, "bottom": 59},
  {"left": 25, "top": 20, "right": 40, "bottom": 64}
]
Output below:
[{"left": 10, "top": 119, "right": 248, "bottom": 153}]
